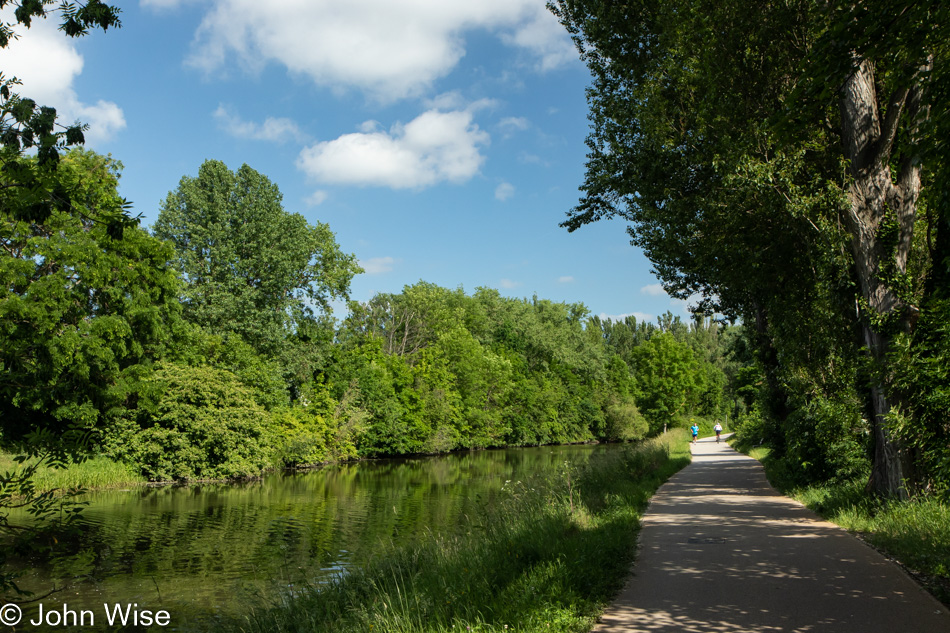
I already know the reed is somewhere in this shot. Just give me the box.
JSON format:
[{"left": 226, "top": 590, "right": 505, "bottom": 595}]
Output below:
[{"left": 0, "top": 453, "right": 146, "bottom": 493}]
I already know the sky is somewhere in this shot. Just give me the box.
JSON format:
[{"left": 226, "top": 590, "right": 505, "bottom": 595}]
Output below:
[{"left": 0, "top": 0, "right": 696, "bottom": 324}]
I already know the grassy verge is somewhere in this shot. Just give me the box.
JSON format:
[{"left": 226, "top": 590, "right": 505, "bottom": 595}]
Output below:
[
  {"left": 203, "top": 430, "right": 691, "bottom": 633},
  {"left": 0, "top": 453, "right": 146, "bottom": 493},
  {"left": 733, "top": 443, "right": 950, "bottom": 606}
]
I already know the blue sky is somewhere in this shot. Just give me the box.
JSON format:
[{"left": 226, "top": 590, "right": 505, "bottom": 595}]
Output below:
[{"left": 1, "top": 0, "right": 695, "bottom": 323}]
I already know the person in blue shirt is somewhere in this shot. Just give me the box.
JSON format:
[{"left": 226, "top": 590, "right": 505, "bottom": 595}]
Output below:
[{"left": 690, "top": 423, "right": 699, "bottom": 444}]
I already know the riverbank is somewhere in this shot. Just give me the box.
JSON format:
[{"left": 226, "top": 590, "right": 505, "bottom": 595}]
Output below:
[
  {"left": 201, "top": 429, "right": 691, "bottom": 633},
  {"left": 2, "top": 439, "right": 630, "bottom": 494},
  {"left": 0, "top": 453, "right": 147, "bottom": 493},
  {"left": 737, "top": 444, "right": 950, "bottom": 606}
]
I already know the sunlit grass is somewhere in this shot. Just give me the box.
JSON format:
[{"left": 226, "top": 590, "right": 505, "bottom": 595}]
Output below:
[
  {"left": 807, "top": 490, "right": 950, "bottom": 583},
  {"left": 205, "top": 430, "right": 692, "bottom": 633},
  {"left": 0, "top": 453, "right": 146, "bottom": 493}
]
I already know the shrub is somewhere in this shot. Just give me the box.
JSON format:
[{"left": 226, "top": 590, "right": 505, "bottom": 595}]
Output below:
[
  {"left": 604, "top": 398, "right": 649, "bottom": 441},
  {"left": 732, "top": 406, "right": 771, "bottom": 450},
  {"left": 269, "top": 384, "right": 349, "bottom": 467},
  {"left": 782, "top": 394, "right": 869, "bottom": 486},
  {"left": 106, "top": 362, "right": 273, "bottom": 481}
]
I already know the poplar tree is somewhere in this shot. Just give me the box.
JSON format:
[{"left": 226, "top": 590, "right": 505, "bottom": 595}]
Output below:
[{"left": 154, "top": 160, "right": 362, "bottom": 378}]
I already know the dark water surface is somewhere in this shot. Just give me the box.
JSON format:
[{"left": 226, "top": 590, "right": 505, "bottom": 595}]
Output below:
[{"left": 13, "top": 443, "right": 619, "bottom": 628}]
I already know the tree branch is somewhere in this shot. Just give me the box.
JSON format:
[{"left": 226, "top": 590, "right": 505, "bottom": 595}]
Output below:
[{"left": 874, "top": 84, "right": 909, "bottom": 165}]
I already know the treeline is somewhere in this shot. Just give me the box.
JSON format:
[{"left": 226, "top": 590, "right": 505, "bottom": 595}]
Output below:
[{"left": 1, "top": 151, "right": 743, "bottom": 483}]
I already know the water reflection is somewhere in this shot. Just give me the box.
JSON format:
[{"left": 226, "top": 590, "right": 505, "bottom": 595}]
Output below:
[{"left": 12, "top": 443, "right": 619, "bottom": 626}]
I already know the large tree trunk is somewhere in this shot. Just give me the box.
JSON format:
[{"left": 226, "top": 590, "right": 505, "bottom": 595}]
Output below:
[{"left": 839, "top": 57, "right": 925, "bottom": 499}]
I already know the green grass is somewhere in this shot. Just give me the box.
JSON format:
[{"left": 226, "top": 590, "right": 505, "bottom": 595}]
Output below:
[
  {"left": 200, "top": 430, "right": 692, "bottom": 633},
  {"left": 0, "top": 453, "right": 146, "bottom": 493},
  {"left": 734, "top": 442, "right": 950, "bottom": 606}
]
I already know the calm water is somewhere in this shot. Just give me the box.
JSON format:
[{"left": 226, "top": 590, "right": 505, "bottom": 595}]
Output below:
[{"left": 12, "top": 443, "right": 619, "bottom": 629}]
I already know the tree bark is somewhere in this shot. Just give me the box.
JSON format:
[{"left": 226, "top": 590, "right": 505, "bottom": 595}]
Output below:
[{"left": 839, "top": 57, "right": 925, "bottom": 499}]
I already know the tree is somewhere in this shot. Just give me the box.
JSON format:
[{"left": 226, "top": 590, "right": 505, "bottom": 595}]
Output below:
[
  {"left": 0, "top": 149, "right": 179, "bottom": 597},
  {"left": 1, "top": 149, "right": 180, "bottom": 445},
  {"left": 630, "top": 333, "right": 701, "bottom": 432},
  {"left": 0, "top": 2, "right": 131, "bottom": 598},
  {"left": 551, "top": 0, "right": 948, "bottom": 496},
  {"left": 0, "top": 2, "right": 129, "bottom": 233},
  {"left": 783, "top": 0, "right": 948, "bottom": 497},
  {"left": 0, "top": 2, "right": 121, "bottom": 153},
  {"left": 344, "top": 282, "right": 460, "bottom": 357},
  {"left": 153, "top": 160, "right": 362, "bottom": 366}
]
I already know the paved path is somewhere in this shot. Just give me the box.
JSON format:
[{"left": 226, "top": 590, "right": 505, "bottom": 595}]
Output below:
[{"left": 594, "top": 436, "right": 950, "bottom": 632}]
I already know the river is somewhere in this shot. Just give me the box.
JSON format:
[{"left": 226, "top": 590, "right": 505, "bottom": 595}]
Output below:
[{"left": 10, "top": 443, "right": 620, "bottom": 629}]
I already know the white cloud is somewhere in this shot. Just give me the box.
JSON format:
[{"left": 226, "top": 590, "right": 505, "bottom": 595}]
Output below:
[
  {"left": 499, "top": 116, "right": 530, "bottom": 133},
  {"left": 358, "top": 120, "right": 382, "bottom": 133},
  {"left": 424, "top": 92, "right": 467, "bottom": 111},
  {"left": 499, "top": 278, "right": 521, "bottom": 289},
  {"left": 140, "top": 0, "right": 197, "bottom": 9},
  {"left": 305, "top": 190, "right": 329, "bottom": 206},
  {"left": 360, "top": 257, "right": 396, "bottom": 274},
  {"left": 0, "top": 10, "right": 125, "bottom": 144},
  {"left": 297, "top": 107, "right": 489, "bottom": 189},
  {"left": 598, "top": 312, "right": 654, "bottom": 323},
  {"left": 500, "top": 5, "right": 578, "bottom": 71},
  {"left": 557, "top": 276, "right": 574, "bottom": 283},
  {"left": 640, "top": 283, "right": 666, "bottom": 296},
  {"left": 213, "top": 105, "right": 302, "bottom": 143},
  {"left": 519, "top": 152, "right": 544, "bottom": 165},
  {"left": 495, "top": 182, "right": 515, "bottom": 201},
  {"left": 185, "top": 0, "right": 575, "bottom": 102}
]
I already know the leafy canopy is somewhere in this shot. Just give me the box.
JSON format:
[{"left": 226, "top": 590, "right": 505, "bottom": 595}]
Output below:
[
  {"left": 0, "top": 149, "right": 181, "bottom": 448},
  {"left": 154, "top": 160, "right": 362, "bottom": 357}
]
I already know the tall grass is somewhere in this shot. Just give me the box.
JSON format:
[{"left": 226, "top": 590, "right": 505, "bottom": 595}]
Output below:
[
  {"left": 204, "top": 430, "right": 691, "bottom": 633},
  {"left": 735, "top": 442, "right": 950, "bottom": 605},
  {"left": 0, "top": 453, "right": 146, "bottom": 493}
]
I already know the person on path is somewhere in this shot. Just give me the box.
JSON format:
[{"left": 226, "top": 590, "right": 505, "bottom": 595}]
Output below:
[
  {"left": 714, "top": 422, "right": 723, "bottom": 443},
  {"left": 690, "top": 423, "right": 699, "bottom": 444}
]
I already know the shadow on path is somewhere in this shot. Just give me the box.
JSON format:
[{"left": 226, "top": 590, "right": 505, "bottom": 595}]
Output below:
[{"left": 594, "top": 438, "right": 950, "bottom": 633}]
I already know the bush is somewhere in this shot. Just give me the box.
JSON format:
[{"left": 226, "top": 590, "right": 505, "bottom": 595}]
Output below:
[
  {"left": 732, "top": 407, "right": 773, "bottom": 451},
  {"left": 887, "top": 297, "right": 950, "bottom": 495},
  {"left": 173, "top": 326, "right": 290, "bottom": 410},
  {"left": 268, "top": 384, "right": 356, "bottom": 467},
  {"left": 269, "top": 407, "right": 332, "bottom": 467},
  {"left": 106, "top": 362, "right": 273, "bottom": 480},
  {"left": 781, "top": 394, "right": 869, "bottom": 486},
  {"left": 604, "top": 398, "right": 648, "bottom": 441}
]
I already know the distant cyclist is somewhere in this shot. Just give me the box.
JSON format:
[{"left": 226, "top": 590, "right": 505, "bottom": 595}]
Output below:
[
  {"left": 714, "top": 422, "right": 723, "bottom": 443},
  {"left": 690, "top": 423, "right": 699, "bottom": 444}
]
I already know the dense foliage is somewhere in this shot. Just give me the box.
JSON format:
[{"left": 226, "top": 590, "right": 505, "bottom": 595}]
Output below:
[
  {"left": 551, "top": 0, "right": 950, "bottom": 498},
  {"left": 1, "top": 151, "right": 180, "bottom": 445},
  {"left": 0, "top": 1, "right": 141, "bottom": 598},
  {"left": 91, "top": 278, "right": 738, "bottom": 480},
  {"left": 2, "top": 148, "right": 742, "bottom": 487}
]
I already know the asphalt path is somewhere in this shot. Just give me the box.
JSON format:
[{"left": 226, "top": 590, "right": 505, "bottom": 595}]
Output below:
[{"left": 593, "top": 435, "right": 950, "bottom": 632}]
